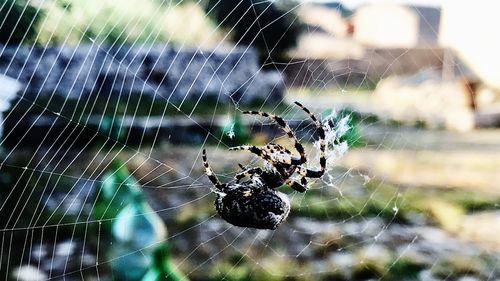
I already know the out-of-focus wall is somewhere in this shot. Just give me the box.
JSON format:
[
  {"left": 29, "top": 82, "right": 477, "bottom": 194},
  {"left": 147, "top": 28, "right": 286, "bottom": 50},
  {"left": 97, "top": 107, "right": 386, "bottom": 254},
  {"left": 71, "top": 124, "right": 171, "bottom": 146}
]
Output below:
[
  {"left": 298, "top": 5, "right": 349, "bottom": 37},
  {"left": 440, "top": 1, "right": 500, "bottom": 90},
  {"left": 353, "top": 4, "right": 419, "bottom": 48}
]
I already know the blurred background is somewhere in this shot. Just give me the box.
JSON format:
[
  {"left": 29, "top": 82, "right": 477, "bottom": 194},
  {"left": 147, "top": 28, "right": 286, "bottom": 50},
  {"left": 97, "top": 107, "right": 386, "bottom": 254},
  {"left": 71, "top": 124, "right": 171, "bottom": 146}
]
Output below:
[{"left": 0, "top": 0, "right": 499, "bottom": 280}]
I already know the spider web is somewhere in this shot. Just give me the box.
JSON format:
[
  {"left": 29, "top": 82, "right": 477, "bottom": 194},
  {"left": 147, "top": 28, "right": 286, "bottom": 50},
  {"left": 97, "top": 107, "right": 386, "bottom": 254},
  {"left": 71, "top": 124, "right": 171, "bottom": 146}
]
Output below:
[{"left": 0, "top": 1, "right": 499, "bottom": 281}]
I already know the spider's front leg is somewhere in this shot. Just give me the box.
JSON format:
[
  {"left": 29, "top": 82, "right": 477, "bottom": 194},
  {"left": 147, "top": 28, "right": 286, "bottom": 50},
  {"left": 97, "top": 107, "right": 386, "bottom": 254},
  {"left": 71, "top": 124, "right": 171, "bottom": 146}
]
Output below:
[
  {"left": 230, "top": 145, "right": 303, "bottom": 165},
  {"left": 202, "top": 149, "right": 227, "bottom": 192},
  {"left": 242, "top": 110, "right": 307, "bottom": 164},
  {"left": 234, "top": 166, "right": 263, "bottom": 183}
]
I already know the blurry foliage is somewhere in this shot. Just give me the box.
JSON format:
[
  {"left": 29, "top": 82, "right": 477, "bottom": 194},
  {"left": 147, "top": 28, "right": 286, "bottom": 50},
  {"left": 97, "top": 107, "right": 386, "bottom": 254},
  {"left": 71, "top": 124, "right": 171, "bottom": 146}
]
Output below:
[
  {"left": 389, "top": 257, "right": 426, "bottom": 280},
  {"left": 1, "top": 0, "right": 303, "bottom": 62},
  {"left": 204, "top": 0, "right": 302, "bottom": 63},
  {"left": 7, "top": 95, "right": 287, "bottom": 119},
  {"left": 34, "top": 0, "right": 223, "bottom": 45},
  {"left": 291, "top": 179, "right": 500, "bottom": 225},
  {"left": 0, "top": 0, "right": 43, "bottom": 44},
  {"left": 431, "top": 255, "right": 486, "bottom": 280}
]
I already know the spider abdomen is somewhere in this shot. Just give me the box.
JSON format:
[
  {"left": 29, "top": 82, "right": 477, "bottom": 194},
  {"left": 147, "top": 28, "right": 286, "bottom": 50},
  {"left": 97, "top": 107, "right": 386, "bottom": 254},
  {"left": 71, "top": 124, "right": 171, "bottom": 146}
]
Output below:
[{"left": 215, "top": 186, "right": 290, "bottom": 230}]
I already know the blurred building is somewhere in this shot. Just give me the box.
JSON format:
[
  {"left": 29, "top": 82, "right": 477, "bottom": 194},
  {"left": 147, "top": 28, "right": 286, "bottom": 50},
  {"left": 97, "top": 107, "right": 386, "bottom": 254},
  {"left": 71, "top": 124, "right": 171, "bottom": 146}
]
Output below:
[
  {"left": 439, "top": 1, "right": 500, "bottom": 91},
  {"left": 353, "top": 4, "right": 418, "bottom": 48},
  {"left": 291, "top": 4, "right": 363, "bottom": 60},
  {"left": 352, "top": 4, "right": 441, "bottom": 48},
  {"left": 286, "top": 3, "right": 445, "bottom": 87},
  {"left": 298, "top": 4, "right": 350, "bottom": 37}
]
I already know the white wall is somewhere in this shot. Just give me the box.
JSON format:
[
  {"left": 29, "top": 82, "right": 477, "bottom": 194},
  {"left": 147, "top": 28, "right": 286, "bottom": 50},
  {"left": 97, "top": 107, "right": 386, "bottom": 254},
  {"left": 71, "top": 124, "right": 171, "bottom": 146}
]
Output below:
[
  {"left": 353, "top": 4, "right": 419, "bottom": 48},
  {"left": 440, "top": 1, "right": 500, "bottom": 89}
]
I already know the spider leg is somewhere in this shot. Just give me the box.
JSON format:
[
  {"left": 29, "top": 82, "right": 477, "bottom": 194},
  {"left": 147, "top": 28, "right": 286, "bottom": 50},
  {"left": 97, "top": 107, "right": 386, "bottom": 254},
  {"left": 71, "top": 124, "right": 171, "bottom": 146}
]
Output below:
[
  {"left": 230, "top": 145, "right": 280, "bottom": 163},
  {"left": 303, "top": 168, "right": 324, "bottom": 178},
  {"left": 202, "top": 149, "right": 226, "bottom": 191},
  {"left": 266, "top": 143, "right": 301, "bottom": 163},
  {"left": 231, "top": 145, "right": 296, "bottom": 188},
  {"left": 230, "top": 144, "right": 301, "bottom": 165},
  {"left": 285, "top": 177, "right": 308, "bottom": 192},
  {"left": 263, "top": 143, "right": 300, "bottom": 165},
  {"left": 243, "top": 110, "right": 307, "bottom": 164},
  {"left": 294, "top": 101, "right": 327, "bottom": 178},
  {"left": 266, "top": 143, "right": 291, "bottom": 155},
  {"left": 231, "top": 145, "right": 290, "bottom": 176},
  {"left": 275, "top": 163, "right": 297, "bottom": 186},
  {"left": 234, "top": 167, "right": 263, "bottom": 183},
  {"left": 229, "top": 145, "right": 265, "bottom": 157},
  {"left": 230, "top": 146, "right": 286, "bottom": 172}
]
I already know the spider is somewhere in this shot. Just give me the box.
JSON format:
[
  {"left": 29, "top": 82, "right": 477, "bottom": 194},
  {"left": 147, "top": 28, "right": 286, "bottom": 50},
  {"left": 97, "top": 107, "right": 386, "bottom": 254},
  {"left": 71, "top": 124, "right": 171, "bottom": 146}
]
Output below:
[{"left": 202, "top": 101, "right": 328, "bottom": 230}]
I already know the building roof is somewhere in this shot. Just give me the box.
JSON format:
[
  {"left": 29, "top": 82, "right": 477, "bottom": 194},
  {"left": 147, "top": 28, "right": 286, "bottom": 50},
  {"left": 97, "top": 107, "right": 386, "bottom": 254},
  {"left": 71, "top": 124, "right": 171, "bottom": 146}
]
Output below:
[{"left": 318, "top": 1, "right": 353, "bottom": 17}]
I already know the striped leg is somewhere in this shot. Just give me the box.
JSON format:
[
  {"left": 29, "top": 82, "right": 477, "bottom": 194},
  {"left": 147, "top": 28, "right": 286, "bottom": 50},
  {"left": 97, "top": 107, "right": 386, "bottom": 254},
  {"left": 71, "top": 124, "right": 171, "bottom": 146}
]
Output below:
[
  {"left": 234, "top": 167, "right": 263, "bottom": 183},
  {"left": 202, "top": 149, "right": 226, "bottom": 191},
  {"left": 229, "top": 145, "right": 268, "bottom": 160},
  {"left": 294, "top": 101, "right": 327, "bottom": 178},
  {"left": 234, "top": 150, "right": 296, "bottom": 187},
  {"left": 265, "top": 143, "right": 291, "bottom": 155},
  {"left": 230, "top": 144, "right": 300, "bottom": 166},
  {"left": 243, "top": 110, "right": 307, "bottom": 164},
  {"left": 262, "top": 143, "right": 297, "bottom": 165},
  {"left": 285, "top": 177, "right": 308, "bottom": 193}
]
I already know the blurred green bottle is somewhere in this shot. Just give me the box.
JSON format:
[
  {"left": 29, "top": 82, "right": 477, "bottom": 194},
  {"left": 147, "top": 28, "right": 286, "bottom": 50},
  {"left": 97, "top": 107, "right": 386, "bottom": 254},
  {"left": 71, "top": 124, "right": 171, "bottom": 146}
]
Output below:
[
  {"left": 98, "top": 115, "right": 126, "bottom": 147},
  {"left": 110, "top": 191, "right": 167, "bottom": 281},
  {"left": 92, "top": 160, "right": 142, "bottom": 225},
  {"left": 141, "top": 243, "right": 189, "bottom": 281}
]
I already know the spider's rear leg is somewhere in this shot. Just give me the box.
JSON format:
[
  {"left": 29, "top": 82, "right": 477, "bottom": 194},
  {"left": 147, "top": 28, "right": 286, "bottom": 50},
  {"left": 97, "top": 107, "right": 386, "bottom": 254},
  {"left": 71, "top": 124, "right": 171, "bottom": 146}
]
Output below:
[
  {"left": 243, "top": 110, "right": 307, "bottom": 164},
  {"left": 202, "top": 149, "right": 226, "bottom": 191}
]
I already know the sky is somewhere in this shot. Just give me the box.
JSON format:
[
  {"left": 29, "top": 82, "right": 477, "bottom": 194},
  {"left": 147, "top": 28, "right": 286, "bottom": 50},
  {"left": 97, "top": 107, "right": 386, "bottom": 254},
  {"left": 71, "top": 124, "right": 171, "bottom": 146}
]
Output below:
[{"left": 306, "top": 0, "right": 444, "bottom": 8}]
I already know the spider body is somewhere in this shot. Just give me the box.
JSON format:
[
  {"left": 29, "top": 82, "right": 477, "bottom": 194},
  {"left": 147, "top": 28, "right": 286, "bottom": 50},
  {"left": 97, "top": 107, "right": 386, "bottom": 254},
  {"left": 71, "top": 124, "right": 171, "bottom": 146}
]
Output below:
[
  {"left": 203, "top": 102, "right": 329, "bottom": 229},
  {"left": 214, "top": 178, "right": 290, "bottom": 230}
]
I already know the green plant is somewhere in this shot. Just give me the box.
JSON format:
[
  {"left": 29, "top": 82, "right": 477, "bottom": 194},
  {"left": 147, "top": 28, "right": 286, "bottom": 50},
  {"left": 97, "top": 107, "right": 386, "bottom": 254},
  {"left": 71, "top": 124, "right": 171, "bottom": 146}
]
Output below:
[
  {"left": 205, "top": 0, "right": 302, "bottom": 63},
  {"left": 0, "top": 0, "right": 43, "bottom": 44},
  {"left": 36, "top": 0, "right": 222, "bottom": 45}
]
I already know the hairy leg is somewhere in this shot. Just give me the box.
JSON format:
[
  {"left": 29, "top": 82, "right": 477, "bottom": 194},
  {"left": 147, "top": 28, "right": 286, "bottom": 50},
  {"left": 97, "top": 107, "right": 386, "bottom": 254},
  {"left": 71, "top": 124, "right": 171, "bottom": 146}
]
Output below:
[
  {"left": 202, "top": 149, "right": 226, "bottom": 191},
  {"left": 294, "top": 101, "right": 327, "bottom": 178},
  {"left": 243, "top": 110, "right": 307, "bottom": 164}
]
